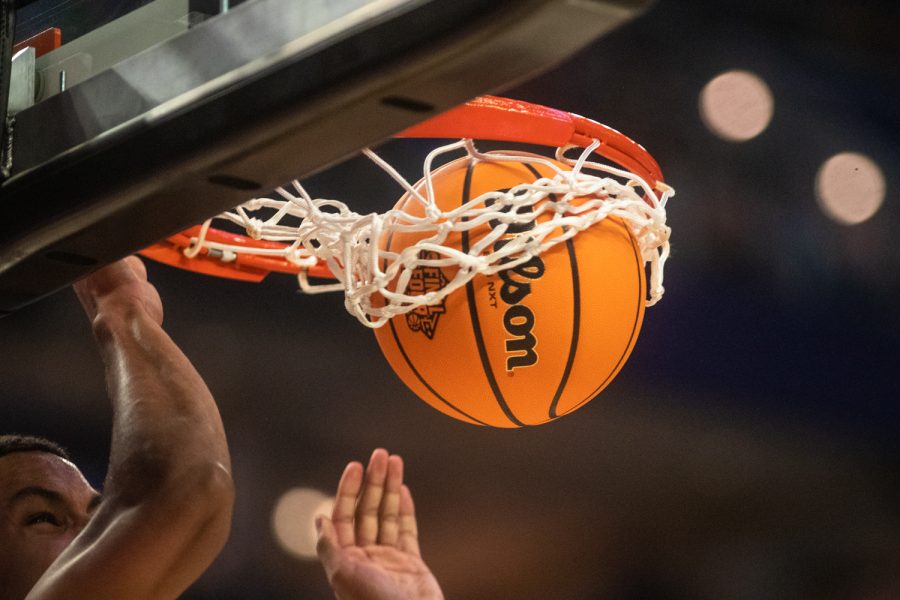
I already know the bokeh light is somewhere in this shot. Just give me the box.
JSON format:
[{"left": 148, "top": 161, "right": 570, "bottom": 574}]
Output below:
[
  {"left": 271, "top": 487, "right": 334, "bottom": 559},
  {"left": 815, "top": 152, "right": 886, "bottom": 225},
  {"left": 700, "top": 70, "right": 774, "bottom": 141}
]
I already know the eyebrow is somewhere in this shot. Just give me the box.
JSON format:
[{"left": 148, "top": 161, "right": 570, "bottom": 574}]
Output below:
[
  {"left": 10, "top": 486, "right": 103, "bottom": 514},
  {"left": 10, "top": 486, "right": 64, "bottom": 505}
]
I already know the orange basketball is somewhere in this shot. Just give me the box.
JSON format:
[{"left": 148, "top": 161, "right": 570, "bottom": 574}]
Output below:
[{"left": 373, "top": 153, "right": 646, "bottom": 427}]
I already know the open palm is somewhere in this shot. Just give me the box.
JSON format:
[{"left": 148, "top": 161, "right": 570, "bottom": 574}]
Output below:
[{"left": 316, "top": 449, "right": 443, "bottom": 600}]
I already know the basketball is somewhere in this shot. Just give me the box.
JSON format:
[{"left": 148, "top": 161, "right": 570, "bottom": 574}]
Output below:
[{"left": 373, "top": 153, "right": 647, "bottom": 427}]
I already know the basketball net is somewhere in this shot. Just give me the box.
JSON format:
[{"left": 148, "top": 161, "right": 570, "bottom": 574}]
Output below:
[{"left": 175, "top": 138, "right": 672, "bottom": 328}]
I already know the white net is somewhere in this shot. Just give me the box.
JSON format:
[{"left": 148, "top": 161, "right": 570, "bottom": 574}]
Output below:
[{"left": 183, "top": 139, "right": 673, "bottom": 328}]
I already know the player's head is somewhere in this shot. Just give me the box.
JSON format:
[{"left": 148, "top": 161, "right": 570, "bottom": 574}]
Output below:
[{"left": 0, "top": 435, "right": 101, "bottom": 600}]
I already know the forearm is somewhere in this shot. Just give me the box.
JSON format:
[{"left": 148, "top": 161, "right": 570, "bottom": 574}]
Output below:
[{"left": 93, "top": 304, "right": 231, "bottom": 502}]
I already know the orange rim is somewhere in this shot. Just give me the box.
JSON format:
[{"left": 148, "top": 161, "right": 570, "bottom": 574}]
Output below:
[{"left": 139, "top": 96, "right": 664, "bottom": 282}]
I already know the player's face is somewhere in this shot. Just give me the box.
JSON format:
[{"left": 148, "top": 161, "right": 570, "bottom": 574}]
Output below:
[{"left": 0, "top": 452, "right": 100, "bottom": 600}]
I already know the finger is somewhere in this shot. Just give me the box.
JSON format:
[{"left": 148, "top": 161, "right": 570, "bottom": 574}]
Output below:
[
  {"left": 139, "top": 278, "right": 164, "bottom": 326},
  {"left": 73, "top": 261, "right": 133, "bottom": 319},
  {"left": 397, "top": 484, "right": 421, "bottom": 556},
  {"left": 73, "top": 259, "right": 164, "bottom": 325},
  {"left": 83, "top": 259, "right": 143, "bottom": 297},
  {"left": 315, "top": 516, "right": 342, "bottom": 581},
  {"left": 331, "top": 462, "right": 363, "bottom": 547},
  {"left": 355, "top": 448, "right": 389, "bottom": 546},
  {"left": 376, "top": 454, "right": 404, "bottom": 546},
  {"left": 123, "top": 255, "right": 148, "bottom": 279},
  {"left": 72, "top": 279, "right": 98, "bottom": 320}
]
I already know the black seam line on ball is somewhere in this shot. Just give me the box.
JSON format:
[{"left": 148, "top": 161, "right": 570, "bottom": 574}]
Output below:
[
  {"left": 387, "top": 317, "right": 488, "bottom": 425},
  {"left": 564, "top": 221, "right": 644, "bottom": 414},
  {"left": 520, "top": 164, "right": 581, "bottom": 419},
  {"left": 382, "top": 219, "right": 487, "bottom": 425},
  {"left": 462, "top": 159, "right": 525, "bottom": 427}
]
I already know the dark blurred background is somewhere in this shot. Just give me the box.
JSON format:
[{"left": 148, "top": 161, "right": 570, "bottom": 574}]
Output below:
[{"left": 3, "top": 0, "right": 899, "bottom": 598}]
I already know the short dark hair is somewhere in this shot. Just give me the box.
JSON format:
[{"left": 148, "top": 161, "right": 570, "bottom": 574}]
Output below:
[{"left": 0, "top": 435, "right": 71, "bottom": 461}]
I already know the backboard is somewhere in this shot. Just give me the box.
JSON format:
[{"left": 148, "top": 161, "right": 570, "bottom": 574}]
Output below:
[{"left": 0, "top": 0, "right": 654, "bottom": 314}]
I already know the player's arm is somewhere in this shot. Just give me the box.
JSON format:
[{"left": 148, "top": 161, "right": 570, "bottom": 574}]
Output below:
[{"left": 26, "top": 257, "right": 234, "bottom": 600}]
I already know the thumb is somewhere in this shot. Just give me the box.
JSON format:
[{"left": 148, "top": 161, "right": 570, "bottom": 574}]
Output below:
[{"left": 315, "top": 515, "right": 341, "bottom": 577}]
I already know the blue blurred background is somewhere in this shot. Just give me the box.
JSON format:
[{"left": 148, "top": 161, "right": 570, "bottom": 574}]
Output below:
[{"left": 3, "top": 0, "right": 899, "bottom": 598}]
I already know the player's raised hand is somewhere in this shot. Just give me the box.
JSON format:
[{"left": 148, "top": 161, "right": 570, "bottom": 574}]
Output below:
[{"left": 316, "top": 448, "right": 444, "bottom": 600}]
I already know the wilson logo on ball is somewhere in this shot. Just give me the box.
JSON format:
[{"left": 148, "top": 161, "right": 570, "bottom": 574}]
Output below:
[{"left": 491, "top": 214, "right": 545, "bottom": 371}]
